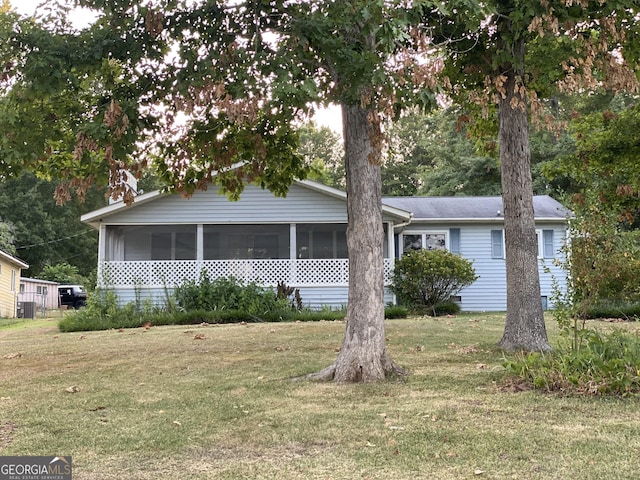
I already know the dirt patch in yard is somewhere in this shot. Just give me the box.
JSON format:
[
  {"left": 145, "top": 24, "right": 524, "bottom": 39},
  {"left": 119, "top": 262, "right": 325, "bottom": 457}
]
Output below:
[{"left": 0, "top": 421, "right": 17, "bottom": 450}]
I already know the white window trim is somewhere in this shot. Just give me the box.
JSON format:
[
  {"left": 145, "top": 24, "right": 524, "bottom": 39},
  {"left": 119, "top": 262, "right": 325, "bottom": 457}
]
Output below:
[
  {"left": 400, "top": 231, "right": 449, "bottom": 255},
  {"left": 535, "top": 229, "right": 543, "bottom": 259},
  {"left": 494, "top": 229, "right": 547, "bottom": 260},
  {"left": 491, "top": 229, "right": 505, "bottom": 259}
]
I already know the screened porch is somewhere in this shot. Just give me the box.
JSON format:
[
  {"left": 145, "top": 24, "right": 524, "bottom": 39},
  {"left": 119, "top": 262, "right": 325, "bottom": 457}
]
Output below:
[{"left": 98, "top": 223, "right": 394, "bottom": 288}]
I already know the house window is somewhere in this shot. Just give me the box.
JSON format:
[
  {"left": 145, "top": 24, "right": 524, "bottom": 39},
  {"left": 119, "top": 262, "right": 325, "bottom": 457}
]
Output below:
[
  {"left": 493, "top": 229, "right": 555, "bottom": 259},
  {"left": 542, "top": 229, "right": 555, "bottom": 258},
  {"left": 297, "top": 224, "right": 348, "bottom": 259},
  {"left": 402, "top": 231, "right": 447, "bottom": 254},
  {"left": 491, "top": 230, "right": 504, "bottom": 259},
  {"left": 19, "top": 283, "right": 24, "bottom": 294},
  {"left": 37, "top": 286, "right": 43, "bottom": 295}
]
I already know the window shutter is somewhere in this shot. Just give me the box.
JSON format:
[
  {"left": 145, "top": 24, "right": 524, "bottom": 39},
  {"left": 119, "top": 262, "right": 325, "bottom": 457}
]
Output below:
[
  {"left": 491, "top": 230, "right": 504, "bottom": 259},
  {"left": 449, "top": 228, "right": 461, "bottom": 254},
  {"left": 543, "top": 229, "right": 554, "bottom": 258}
]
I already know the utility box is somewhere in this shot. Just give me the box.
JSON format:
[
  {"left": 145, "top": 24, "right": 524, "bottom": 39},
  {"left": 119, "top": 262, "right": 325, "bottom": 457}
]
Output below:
[{"left": 21, "top": 301, "right": 36, "bottom": 319}]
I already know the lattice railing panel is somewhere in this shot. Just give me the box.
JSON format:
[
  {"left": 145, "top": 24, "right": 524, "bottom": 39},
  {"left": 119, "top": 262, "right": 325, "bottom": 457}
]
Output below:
[{"left": 98, "top": 259, "right": 394, "bottom": 288}]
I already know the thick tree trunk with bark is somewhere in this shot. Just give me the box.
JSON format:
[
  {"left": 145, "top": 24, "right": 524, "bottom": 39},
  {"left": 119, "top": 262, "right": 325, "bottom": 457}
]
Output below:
[
  {"left": 303, "top": 104, "right": 405, "bottom": 382},
  {"left": 497, "top": 48, "right": 552, "bottom": 353}
]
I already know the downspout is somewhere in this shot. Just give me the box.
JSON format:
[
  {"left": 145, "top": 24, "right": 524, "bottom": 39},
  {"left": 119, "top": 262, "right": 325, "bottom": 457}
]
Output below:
[{"left": 388, "top": 214, "right": 413, "bottom": 305}]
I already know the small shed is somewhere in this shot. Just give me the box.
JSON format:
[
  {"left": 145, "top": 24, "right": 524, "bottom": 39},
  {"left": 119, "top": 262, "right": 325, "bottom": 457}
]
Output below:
[{"left": 19, "top": 277, "right": 60, "bottom": 314}]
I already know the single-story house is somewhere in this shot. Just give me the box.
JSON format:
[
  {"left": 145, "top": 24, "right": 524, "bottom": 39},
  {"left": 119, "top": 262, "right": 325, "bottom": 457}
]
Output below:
[
  {"left": 81, "top": 179, "right": 570, "bottom": 311},
  {"left": 19, "top": 277, "right": 60, "bottom": 313},
  {"left": 0, "top": 249, "right": 29, "bottom": 318}
]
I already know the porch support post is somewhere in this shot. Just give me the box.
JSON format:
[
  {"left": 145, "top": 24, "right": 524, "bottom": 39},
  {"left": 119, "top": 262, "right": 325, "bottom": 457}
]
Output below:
[
  {"left": 197, "top": 224, "right": 204, "bottom": 261},
  {"left": 386, "top": 221, "right": 396, "bottom": 304},
  {"left": 290, "top": 223, "right": 297, "bottom": 284},
  {"left": 98, "top": 224, "right": 106, "bottom": 287}
]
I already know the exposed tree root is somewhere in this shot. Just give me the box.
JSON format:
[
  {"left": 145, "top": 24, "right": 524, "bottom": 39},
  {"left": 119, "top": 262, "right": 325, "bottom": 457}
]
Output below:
[{"left": 293, "top": 358, "right": 407, "bottom": 383}]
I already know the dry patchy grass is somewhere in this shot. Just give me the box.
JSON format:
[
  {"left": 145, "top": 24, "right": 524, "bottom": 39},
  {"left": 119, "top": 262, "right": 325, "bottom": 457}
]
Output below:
[{"left": 1, "top": 315, "right": 640, "bottom": 479}]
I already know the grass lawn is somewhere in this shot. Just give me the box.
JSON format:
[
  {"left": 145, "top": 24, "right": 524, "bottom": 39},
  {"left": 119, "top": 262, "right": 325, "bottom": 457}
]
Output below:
[{"left": 1, "top": 313, "right": 640, "bottom": 479}]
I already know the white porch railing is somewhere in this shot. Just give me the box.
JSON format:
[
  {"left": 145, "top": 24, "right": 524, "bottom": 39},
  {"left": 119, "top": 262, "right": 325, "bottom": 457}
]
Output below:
[{"left": 98, "top": 259, "right": 395, "bottom": 288}]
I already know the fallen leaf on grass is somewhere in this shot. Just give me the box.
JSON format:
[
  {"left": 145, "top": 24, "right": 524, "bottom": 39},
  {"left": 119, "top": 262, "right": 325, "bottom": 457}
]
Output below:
[
  {"left": 65, "top": 386, "right": 80, "bottom": 394},
  {"left": 193, "top": 333, "right": 206, "bottom": 340},
  {"left": 2, "top": 352, "right": 22, "bottom": 359},
  {"left": 474, "top": 469, "right": 485, "bottom": 475},
  {"left": 447, "top": 343, "right": 481, "bottom": 354},
  {"left": 173, "top": 420, "right": 182, "bottom": 427}
]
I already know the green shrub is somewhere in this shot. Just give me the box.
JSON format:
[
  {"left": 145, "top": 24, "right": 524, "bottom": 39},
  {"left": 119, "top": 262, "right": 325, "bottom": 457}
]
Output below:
[
  {"left": 432, "top": 301, "right": 461, "bottom": 316},
  {"left": 503, "top": 329, "right": 640, "bottom": 396},
  {"left": 384, "top": 305, "right": 409, "bottom": 319},
  {"left": 584, "top": 300, "right": 640, "bottom": 320},
  {"left": 174, "top": 272, "right": 290, "bottom": 314},
  {"left": 391, "top": 249, "right": 477, "bottom": 313}
]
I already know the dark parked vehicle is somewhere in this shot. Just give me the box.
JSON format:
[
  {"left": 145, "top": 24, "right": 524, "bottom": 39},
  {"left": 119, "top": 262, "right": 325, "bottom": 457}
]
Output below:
[{"left": 58, "top": 285, "right": 87, "bottom": 309}]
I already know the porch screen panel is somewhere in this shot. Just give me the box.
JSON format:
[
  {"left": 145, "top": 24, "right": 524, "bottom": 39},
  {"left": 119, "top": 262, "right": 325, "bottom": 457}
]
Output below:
[
  {"left": 151, "top": 233, "right": 172, "bottom": 260},
  {"left": 203, "top": 225, "right": 289, "bottom": 259},
  {"left": 296, "top": 224, "right": 347, "bottom": 259},
  {"left": 105, "top": 226, "right": 125, "bottom": 261},
  {"left": 175, "top": 231, "right": 196, "bottom": 260},
  {"left": 203, "top": 230, "right": 220, "bottom": 260},
  {"left": 145, "top": 225, "right": 197, "bottom": 260}
]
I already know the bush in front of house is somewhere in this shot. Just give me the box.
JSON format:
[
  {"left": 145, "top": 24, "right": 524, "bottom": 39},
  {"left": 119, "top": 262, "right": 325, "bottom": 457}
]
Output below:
[
  {"left": 390, "top": 249, "right": 477, "bottom": 315},
  {"left": 583, "top": 300, "right": 640, "bottom": 320},
  {"left": 174, "top": 272, "right": 292, "bottom": 315}
]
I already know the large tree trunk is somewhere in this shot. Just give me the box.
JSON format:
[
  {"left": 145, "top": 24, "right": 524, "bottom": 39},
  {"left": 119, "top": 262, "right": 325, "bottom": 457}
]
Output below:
[
  {"left": 497, "top": 44, "right": 552, "bottom": 353},
  {"left": 303, "top": 104, "right": 405, "bottom": 382}
]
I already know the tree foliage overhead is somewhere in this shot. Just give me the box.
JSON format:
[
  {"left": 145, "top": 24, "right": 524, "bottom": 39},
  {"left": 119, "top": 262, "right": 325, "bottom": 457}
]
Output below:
[{"left": 0, "top": 0, "right": 480, "bottom": 201}]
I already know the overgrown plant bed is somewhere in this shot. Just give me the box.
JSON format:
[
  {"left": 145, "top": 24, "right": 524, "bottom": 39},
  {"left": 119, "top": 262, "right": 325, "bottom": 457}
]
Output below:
[{"left": 58, "top": 306, "right": 409, "bottom": 333}]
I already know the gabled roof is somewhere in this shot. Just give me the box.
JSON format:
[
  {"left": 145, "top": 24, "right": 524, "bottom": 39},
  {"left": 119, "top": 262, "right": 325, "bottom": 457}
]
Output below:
[
  {"left": 381, "top": 195, "right": 570, "bottom": 222},
  {"left": 81, "top": 179, "right": 414, "bottom": 226},
  {"left": 0, "top": 250, "right": 29, "bottom": 269}
]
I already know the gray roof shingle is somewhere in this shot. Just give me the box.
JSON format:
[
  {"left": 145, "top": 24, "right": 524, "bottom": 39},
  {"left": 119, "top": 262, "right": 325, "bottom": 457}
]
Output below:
[{"left": 381, "top": 195, "right": 570, "bottom": 220}]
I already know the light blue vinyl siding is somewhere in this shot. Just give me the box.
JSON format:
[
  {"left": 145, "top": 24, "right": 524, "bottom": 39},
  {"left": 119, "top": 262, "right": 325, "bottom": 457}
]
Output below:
[
  {"left": 401, "top": 222, "right": 567, "bottom": 312},
  {"left": 102, "top": 183, "right": 353, "bottom": 225}
]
